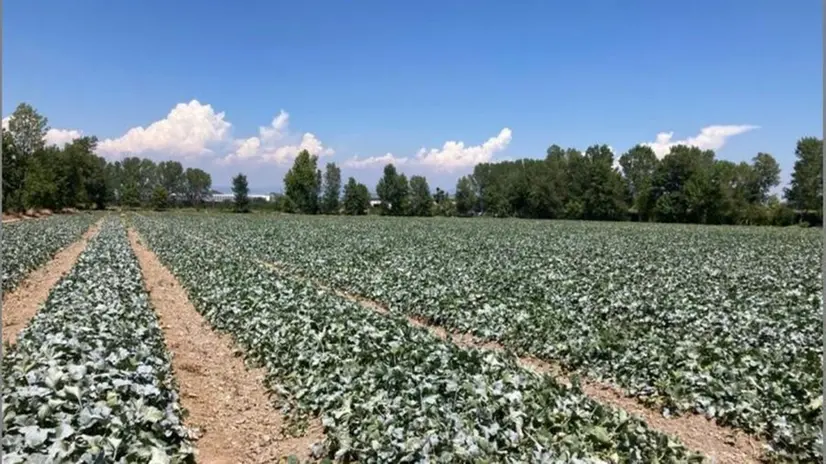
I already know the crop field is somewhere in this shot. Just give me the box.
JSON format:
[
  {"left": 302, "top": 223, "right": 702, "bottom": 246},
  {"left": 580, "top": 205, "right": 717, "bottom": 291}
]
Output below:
[
  {"left": 1, "top": 212, "right": 821, "bottom": 463},
  {"left": 139, "top": 212, "right": 822, "bottom": 462},
  {"left": 131, "top": 213, "right": 707, "bottom": 462},
  {"left": 2, "top": 214, "right": 99, "bottom": 292},
  {"left": 2, "top": 217, "right": 192, "bottom": 462}
]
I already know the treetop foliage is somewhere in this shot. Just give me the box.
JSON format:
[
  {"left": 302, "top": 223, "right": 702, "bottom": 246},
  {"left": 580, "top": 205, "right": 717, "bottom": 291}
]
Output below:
[
  {"left": 3, "top": 103, "right": 213, "bottom": 212},
  {"left": 3, "top": 101, "right": 820, "bottom": 226},
  {"left": 232, "top": 173, "right": 251, "bottom": 213}
]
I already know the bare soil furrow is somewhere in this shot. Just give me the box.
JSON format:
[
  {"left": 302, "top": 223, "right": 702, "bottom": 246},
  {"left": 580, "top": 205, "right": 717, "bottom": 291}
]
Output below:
[
  {"left": 2, "top": 219, "right": 103, "bottom": 345},
  {"left": 128, "top": 229, "right": 325, "bottom": 464},
  {"left": 179, "top": 224, "right": 766, "bottom": 463},
  {"left": 318, "top": 280, "right": 764, "bottom": 463}
]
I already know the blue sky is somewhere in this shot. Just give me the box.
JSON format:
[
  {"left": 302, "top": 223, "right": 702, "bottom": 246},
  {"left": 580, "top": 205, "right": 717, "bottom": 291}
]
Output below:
[{"left": 4, "top": 0, "right": 821, "bottom": 193}]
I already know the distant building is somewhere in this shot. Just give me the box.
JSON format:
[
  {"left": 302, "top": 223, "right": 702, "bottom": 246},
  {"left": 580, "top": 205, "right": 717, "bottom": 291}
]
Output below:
[
  {"left": 369, "top": 198, "right": 382, "bottom": 208},
  {"left": 206, "top": 193, "right": 272, "bottom": 203}
]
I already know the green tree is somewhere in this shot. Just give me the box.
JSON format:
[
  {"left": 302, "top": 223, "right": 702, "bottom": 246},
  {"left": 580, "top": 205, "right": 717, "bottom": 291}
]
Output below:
[
  {"left": 784, "top": 137, "right": 822, "bottom": 217},
  {"left": 232, "top": 173, "right": 251, "bottom": 213},
  {"left": 436, "top": 200, "right": 457, "bottom": 217},
  {"left": 151, "top": 186, "right": 169, "bottom": 211},
  {"left": 522, "top": 160, "right": 561, "bottom": 219},
  {"left": 85, "top": 156, "right": 109, "bottom": 210},
  {"left": 561, "top": 149, "right": 589, "bottom": 219},
  {"left": 619, "top": 145, "right": 658, "bottom": 221},
  {"left": 767, "top": 195, "right": 796, "bottom": 226},
  {"left": 157, "top": 161, "right": 185, "bottom": 201},
  {"left": 683, "top": 164, "right": 717, "bottom": 224},
  {"left": 1, "top": 99, "right": 801, "bottom": 226},
  {"left": 56, "top": 136, "right": 100, "bottom": 209},
  {"left": 20, "top": 140, "right": 109, "bottom": 211},
  {"left": 433, "top": 187, "right": 455, "bottom": 216},
  {"left": 8, "top": 103, "right": 48, "bottom": 157},
  {"left": 471, "top": 163, "right": 509, "bottom": 216},
  {"left": 2, "top": 130, "right": 26, "bottom": 212},
  {"left": 121, "top": 184, "right": 141, "bottom": 208},
  {"left": 408, "top": 175, "right": 433, "bottom": 216},
  {"left": 543, "top": 145, "right": 569, "bottom": 217},
  {"left": 711, "top": 160, "right": 751, "bottom": 224},
  {"left": 105, "top": 161, "right": 123, "bottom": 205},
  {"left": 434, "top": 187, "right": 448, "bottom": 205},
  {"left": 273, "top": 194, "right": 297, "bottom": 213},
  {"left": 120, "top": 157, "right": 157, "bottom": 206},
  {"left": 138, "top": 159, "right": 158, "bottom": 204},
  {"left": 342, "top": 177, "right": 370, "bottom": 215},
  {"left": 119, "top": 159, "right": 142, "bottom": 207},
  {"left": 455, "top": 176, "right": 477, "bottom": 216},
  {"left": 650, "top": 145, "right": 716, "bottom": 223},
  {"left": 22, "top": 148, "right": 60, "bottom": 210},
  {"left": 581, "top": 145, "right": 627, "bottom": 221},
  {"left": 375, "top": 164, "right": 409, "bottom": 216},
  {"left": 184, "top": 168, "right": 212, "bottom": 208},
  {"left": 321, "top": 162, "right": 342, "bottom": 214},
  {"left": 749, "top": 153, "right": 780, "bottom": 204},
  {"left": 284, "top": 150, "right": 321, "bottom": 214}
]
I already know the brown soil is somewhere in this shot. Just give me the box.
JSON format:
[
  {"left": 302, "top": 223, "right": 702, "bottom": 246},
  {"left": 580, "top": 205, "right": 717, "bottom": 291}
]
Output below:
[
  {"left": 340, "top": 293, "right": 764, "bottom": 463},
  {"left": 25, "top": 208, "right": 53, "bottom": 218},
  {"left": 276, "top": 271, "right": 763, "bottom": 462},
  {"left": 2, "top": 208, "right": 72, "bottom": 223},
  {"left": 2, "top": 220, "right": 102, "bottom": 344},
  {"left": 2, "top": 213, "right": 22, "bottom": 223},
  {"left": 182, "top": 227, "right": 766, "bottom": 463},
  {"left": 128, "top": 230, "right": 325, "bottom": 464}
]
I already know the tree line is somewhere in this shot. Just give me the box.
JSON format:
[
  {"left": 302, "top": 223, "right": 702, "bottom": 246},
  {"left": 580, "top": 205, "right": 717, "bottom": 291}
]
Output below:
[
  {"left": 452, "top": 142, "right": 820, "bottom": 225},
  {"left": 2, "top": 102, "right": 822, "bottom": 226},
  {"left": 2, "top": 103, "right": 214, "bottom": 212},
  {"left": 278, "top": 139, "right": 822, "bottom": 226}
]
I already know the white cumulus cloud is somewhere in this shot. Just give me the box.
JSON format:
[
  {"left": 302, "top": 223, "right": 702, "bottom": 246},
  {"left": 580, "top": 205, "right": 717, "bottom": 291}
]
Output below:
[
  {"left": 343, "top": 153, "right": 409, "bottom": 168},
  {"left": 2, "top": 116, "right": 84, "bottom": 147},
  {"left": 343, "top": 128, "right": 512, "bottom": 170},
  {"left": 415, "top": 128, "right": 512, "bottom": 170},
  {"left": 5, "top": 102, "right": 332, "bottom": 162},
  {"left": 220, "top": 110, "right": 333, "bottom": 165},
  {"left": 642, "top": 125, "right": 758, "bottom": 158},
  {"left": 46, "top": 128, "right": 84, "bottom": 147},
  {"left": 97, "top": 100, "right": 232, "bottom": 157}
]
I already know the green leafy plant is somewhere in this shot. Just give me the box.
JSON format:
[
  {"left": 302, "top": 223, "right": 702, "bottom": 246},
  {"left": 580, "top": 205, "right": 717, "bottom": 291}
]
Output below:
[
  {"left": 133, "top": 214, "right": 703, "bottom": 463},
  {"left": 2, "top": 217, "right": 194, "bottom": 463},
  {"left": 2, "top": 213, "right": 99, "bottom": 292},
  {"left": 150, "top": 213, "right": 822, "bottom": 462}
]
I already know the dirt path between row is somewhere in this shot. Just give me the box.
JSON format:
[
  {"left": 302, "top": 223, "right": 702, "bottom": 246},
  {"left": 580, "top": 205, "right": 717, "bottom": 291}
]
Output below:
[
  {"left": 244, "top": 251, "right": 765, "bottom": 463},
  {"left": 2, "top": 209, "right": 59, "bottom": 223},
  {"left": 372, "top": 301, "right": 765, "bottom": 464},
  {"left": 128, "top": 230, "right": 325, "bottom": 464},
  {"left": 2, "top": 220, "right": 103, "bottom": 345},
  {"left": 168, "top": 223, "right": 765, "bottom": 463},
  {"left": 302, "top": 276, "right": 763, "bottom": 463}
]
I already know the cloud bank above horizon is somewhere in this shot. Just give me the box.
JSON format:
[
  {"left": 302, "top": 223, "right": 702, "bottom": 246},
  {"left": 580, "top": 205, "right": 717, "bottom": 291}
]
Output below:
[
  {"left": 2, "top": 116, "right": 87, "bottom": 148},
  {"left": 3, "top": 100, "right": 758, "bottom": 174},
  {"left": 641, "top": 125, "right": 759, "bottom": 158},
  {"left": 342, "top": 128, "right": 513, "bottom": 171}
]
